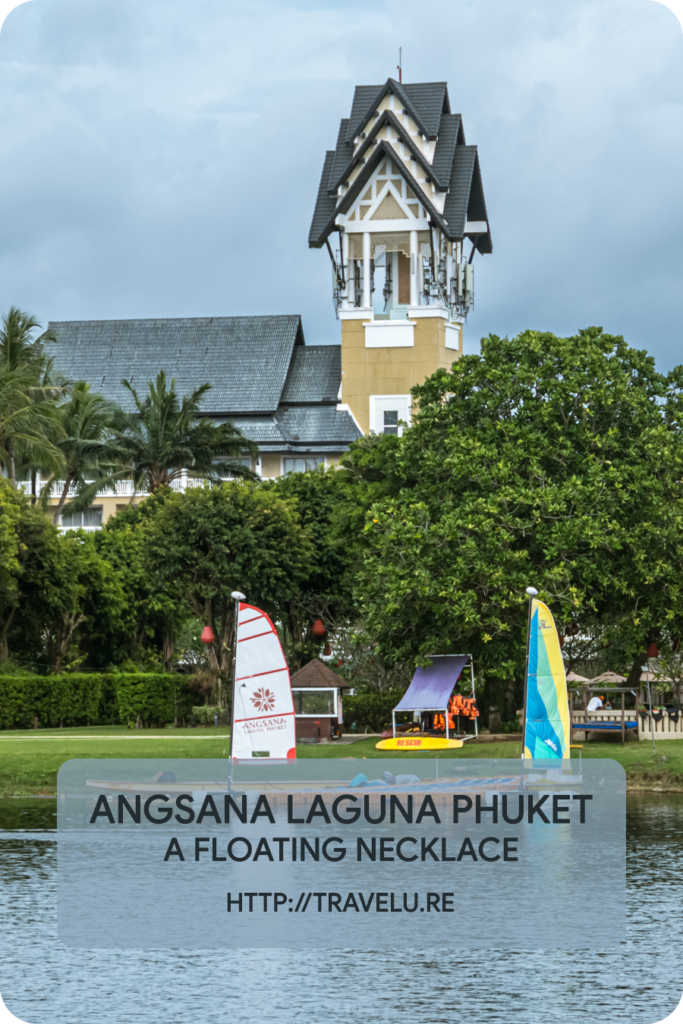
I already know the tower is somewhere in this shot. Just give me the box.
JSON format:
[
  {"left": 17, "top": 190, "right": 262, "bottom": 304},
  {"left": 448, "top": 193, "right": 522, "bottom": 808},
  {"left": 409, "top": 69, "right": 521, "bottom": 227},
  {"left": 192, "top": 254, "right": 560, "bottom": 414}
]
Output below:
[{"left": 309, "top": 78, "right": 492, "bottom": 435}]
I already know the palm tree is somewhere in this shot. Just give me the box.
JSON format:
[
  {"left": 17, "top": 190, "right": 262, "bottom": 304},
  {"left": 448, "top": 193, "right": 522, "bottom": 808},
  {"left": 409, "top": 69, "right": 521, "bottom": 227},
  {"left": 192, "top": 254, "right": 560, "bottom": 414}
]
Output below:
[
  {"left": 112, "top": 371, "right": 257, "bottom": 493},
  {"left": 40, "top": 382, "right": 127, "bottom": 525},
  {"left": 0, "top": 307, "right": 53, "bottom": 375},
  {"left": 0, "top": 307, "right": 63, "bottom": 483}
]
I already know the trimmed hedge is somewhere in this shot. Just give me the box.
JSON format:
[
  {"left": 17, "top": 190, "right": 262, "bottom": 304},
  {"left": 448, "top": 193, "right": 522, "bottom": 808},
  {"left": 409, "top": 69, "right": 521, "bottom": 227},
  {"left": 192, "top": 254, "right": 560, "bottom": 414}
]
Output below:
[
  {"left": 115, "top": 674, "right": 195, "bottom": 728},
  {"left": 0, "top": 673, "right": 105, "bottom": 729},
  {"left": 0, "top": 673, "right": 196, "bottom": 729}
]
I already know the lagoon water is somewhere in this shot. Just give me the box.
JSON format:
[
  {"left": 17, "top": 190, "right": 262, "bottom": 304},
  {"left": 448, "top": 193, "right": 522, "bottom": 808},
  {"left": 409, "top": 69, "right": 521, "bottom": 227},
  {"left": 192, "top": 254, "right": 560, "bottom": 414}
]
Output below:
[{"left": 0, "top": 795, "right": 680, "bottom": 1024}]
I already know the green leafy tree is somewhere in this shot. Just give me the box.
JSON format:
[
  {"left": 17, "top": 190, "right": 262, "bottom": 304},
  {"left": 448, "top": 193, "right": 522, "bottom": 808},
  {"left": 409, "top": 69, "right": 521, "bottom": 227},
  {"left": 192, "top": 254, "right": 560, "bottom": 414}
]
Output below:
[
  {"left": 112, "top": 371, "right": 257, "bottom": 494},
  {"left": 38, "top": 532, "right": 128, "bottom": 672},
  {"left": 265, "top": 467, "right": 359, "bottom": 667},
  {"left": 0, "top": 479, "right": 62, "bottom": 662},
  {"left": 145, "top": 483, "right": 314, "bottom": 701},
  {"left": 0, "top": 480, "right": 23, "bottom": 658},
  {"left": 95, "top": 495, "right": 190, "bottom": 670},
  {"left": 354, "top": 327, "right": 683, "bottom": 717}
]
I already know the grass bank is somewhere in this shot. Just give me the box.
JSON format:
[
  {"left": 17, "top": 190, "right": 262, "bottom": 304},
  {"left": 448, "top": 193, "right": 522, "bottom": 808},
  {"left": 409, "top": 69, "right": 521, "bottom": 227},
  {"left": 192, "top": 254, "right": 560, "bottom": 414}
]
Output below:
[{"left": 0, "top": 726, "right": 680, "bottom": 795}]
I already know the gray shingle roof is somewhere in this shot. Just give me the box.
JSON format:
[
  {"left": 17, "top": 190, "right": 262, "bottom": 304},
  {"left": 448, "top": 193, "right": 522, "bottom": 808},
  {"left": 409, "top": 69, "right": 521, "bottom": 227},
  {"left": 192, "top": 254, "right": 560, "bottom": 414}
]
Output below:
[
  {"left": 443, "top": 147, "right": 492, "bottom": 255},
  {"left": 432, "top": 114, "right": 462, "bottom": 190},
  {"left": 346, "top": 79, "right": 448, "bottom": 143},
  {"left": 402, "top": 82, "right": 449, "bottom": 137},
  {"left": 280, "top": 346, "right": 341, "bottom": 404},
  {"left": 308, "top": 153, "right": 338, "bottom": 248},
  {"left": 347, "top": 84, "right": 386, "bottom": 142},
  {"left": 230, "top": 406, "right": 361, "bottom": 450},
  {"left": 443, "top": 145, "right": 476, "bottom": 239},
  {"left": 276, "top": 406, "right": 361, "bottom": 444},
  {"left": 48, "top": 315, "right": 304, "bottom": 415},
  {"left": 328, "top": 118, "right": 353, "bottom": 188}
]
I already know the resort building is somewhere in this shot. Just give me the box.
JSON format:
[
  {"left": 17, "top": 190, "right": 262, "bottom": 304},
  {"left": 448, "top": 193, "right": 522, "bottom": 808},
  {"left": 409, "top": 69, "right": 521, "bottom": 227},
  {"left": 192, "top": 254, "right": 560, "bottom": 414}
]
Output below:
[
  {"left": 46, "top": 315, "right": 361, "bottom": 525},
  {"left": 45, "top": 76, "right": 491, "bottom": 527}
]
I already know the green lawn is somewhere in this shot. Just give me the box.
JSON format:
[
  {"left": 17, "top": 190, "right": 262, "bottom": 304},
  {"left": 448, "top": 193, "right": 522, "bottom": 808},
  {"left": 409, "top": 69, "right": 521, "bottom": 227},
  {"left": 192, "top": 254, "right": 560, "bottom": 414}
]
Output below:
[{"left": 0, "top": 726, "right": 679, "bottom": 795}]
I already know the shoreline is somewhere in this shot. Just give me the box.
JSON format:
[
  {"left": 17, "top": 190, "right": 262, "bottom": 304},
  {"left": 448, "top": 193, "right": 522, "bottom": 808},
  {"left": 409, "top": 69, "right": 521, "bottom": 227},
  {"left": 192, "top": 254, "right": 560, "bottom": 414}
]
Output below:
[{"left": 3, "top": 780, "right": 682, "bottom": 798}]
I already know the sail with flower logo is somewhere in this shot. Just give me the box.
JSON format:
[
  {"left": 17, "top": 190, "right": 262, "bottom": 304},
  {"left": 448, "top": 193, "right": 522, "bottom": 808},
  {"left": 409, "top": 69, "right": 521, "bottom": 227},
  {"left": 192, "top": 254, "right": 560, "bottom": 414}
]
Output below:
[
  {"left": 232, "top": 602, "right": 297, "bottom": 760},
  {"left": 523, "top": 599, "right": 570, "bottom": 760}
]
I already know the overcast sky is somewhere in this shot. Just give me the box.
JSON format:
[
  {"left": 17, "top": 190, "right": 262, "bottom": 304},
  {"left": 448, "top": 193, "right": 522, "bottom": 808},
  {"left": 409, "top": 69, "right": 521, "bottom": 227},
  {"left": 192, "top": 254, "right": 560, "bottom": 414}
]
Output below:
[{"left": 0, "top": 0, "right": 681, "bottom": 366}]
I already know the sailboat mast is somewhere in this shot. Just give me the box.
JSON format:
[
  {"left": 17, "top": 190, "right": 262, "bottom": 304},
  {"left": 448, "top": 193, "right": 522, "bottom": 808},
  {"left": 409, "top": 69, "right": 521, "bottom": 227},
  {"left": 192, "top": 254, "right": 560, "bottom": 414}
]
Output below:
[
  {"left": 228, "top": 590, "right": 246, "bottom": 787},
  {"left": 521, "top": 587, "right": 538, "bottom": 759}
]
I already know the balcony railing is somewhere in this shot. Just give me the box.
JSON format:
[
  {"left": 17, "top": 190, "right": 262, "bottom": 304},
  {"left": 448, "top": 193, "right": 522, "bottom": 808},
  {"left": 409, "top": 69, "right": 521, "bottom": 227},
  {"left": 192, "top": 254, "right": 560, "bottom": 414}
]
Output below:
[{"left": 19, "top": 471, "right": 209, "bottom": 502}]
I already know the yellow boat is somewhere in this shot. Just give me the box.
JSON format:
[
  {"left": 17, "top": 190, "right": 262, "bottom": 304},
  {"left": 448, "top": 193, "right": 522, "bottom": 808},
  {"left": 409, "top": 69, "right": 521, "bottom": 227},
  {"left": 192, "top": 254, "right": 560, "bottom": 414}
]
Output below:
[{"left": 375, "top": 736, "right": 463, "bottom": 751}]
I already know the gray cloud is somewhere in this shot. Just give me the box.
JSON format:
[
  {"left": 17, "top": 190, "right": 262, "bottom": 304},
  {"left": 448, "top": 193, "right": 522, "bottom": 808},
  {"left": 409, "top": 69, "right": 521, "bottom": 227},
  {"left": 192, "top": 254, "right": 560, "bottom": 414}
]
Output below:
[{"left": 0, "top": 0, "right": 681, "bottom": 365}]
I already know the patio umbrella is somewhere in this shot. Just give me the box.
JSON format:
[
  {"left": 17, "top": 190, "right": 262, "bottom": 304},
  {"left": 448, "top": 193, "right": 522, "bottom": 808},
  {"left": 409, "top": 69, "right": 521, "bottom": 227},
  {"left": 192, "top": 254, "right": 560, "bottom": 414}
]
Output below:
[
  {"left": 591, "top": 671, "right": 627, "bottom": 684},
  {"left": 566, "top": 671, "right": 590, "bottom": 682}
]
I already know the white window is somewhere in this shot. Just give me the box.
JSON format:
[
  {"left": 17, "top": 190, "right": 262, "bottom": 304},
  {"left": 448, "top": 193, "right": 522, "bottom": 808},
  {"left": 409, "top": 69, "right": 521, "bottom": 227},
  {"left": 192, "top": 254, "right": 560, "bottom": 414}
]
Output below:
[
  {"left": 61, "top": 506, "right": 103, "bottom": 529},
  {"left": 370, "top": 395, "right": 411, "bottom": 436},
  {"left": 220, "top": 457, "right": 254, "bottom": 479},
  {"left": 292, "top": 688, "right": 338, "bottom": 716},
  {"left": 282, "top": 457, "right": 325, "bottom": 475}
]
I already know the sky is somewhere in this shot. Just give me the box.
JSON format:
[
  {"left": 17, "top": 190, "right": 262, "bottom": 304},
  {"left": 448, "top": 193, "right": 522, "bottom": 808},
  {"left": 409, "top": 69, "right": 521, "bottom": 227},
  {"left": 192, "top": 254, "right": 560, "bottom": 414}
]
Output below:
[{"left": 0, "top": 0, "right": 681, "bottom": 366}]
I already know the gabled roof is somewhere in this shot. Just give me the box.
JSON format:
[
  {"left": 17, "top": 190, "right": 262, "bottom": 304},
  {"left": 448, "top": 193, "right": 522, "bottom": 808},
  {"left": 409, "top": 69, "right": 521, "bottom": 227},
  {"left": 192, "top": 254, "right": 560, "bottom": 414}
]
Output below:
[
  {"left": 313, "top": 138, "right": 451, "bottom": 246},
  {"left": 48, "top": 315, "right": 305, "bottom": 416},
  {"left": 309, "top": 78, "right": 492, "bottom": 252},
  {"left": 346, "top": 79, "right": 449, "bottom": 142},
  {"left": 49, "top": 316, "right": 360, "bottom": 455},
  {"left": 329, "top": 110, "right": 436, "bottom": 194}
]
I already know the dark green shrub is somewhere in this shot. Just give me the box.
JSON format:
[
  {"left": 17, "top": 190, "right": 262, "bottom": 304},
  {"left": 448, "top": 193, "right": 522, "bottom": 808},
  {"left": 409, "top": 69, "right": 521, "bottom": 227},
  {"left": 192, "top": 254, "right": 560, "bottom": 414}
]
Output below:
[{"left": 342, "top": 690, "right": 408, "bottom": 733}]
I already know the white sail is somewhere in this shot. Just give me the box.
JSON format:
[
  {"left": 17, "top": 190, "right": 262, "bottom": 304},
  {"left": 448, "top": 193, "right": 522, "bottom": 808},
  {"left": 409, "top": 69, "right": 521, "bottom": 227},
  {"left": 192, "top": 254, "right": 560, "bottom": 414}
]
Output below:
[{"left": 232, "top": 602, "right": 296, "bottom": 761}]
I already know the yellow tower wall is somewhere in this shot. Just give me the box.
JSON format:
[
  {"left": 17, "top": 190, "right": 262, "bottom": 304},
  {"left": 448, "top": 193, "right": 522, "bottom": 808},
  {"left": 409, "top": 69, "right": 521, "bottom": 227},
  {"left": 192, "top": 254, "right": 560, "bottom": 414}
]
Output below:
[{"left": 340, "top": 315, "right": 463, "bottom": 434}]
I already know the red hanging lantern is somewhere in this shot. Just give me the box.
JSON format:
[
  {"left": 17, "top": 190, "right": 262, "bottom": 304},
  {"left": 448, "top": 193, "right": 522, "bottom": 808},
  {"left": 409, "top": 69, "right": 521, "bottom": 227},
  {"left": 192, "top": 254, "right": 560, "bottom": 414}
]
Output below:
[
  {"left": 647, "top": 642, "right": 659, "bottom": 659},
  {"left": 201, "top": 625, "right": 215, "bottom": 645},
  {"left": 312, "top": 619, "right": 326, "bottom": 638}
]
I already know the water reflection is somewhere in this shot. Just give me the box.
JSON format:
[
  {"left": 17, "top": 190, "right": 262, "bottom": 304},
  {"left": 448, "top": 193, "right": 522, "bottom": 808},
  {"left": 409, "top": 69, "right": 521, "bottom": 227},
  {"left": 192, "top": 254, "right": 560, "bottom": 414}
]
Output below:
[{"left": 0, "top": 796, "right": 681, "bottom": 1024}]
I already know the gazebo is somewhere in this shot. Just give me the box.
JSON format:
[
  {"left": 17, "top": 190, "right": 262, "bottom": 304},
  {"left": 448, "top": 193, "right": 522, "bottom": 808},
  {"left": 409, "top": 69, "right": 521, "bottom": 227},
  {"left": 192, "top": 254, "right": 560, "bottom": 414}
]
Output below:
[{"left": 289, "top": 658, "right": 352, "bottom": 743}]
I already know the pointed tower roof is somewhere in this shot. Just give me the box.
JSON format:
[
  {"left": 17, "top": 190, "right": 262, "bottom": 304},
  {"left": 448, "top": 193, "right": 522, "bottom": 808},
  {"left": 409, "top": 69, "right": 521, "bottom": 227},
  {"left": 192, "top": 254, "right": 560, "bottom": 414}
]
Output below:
[{"left": 309, "top": 77, "right": 492, "bottom": 255}]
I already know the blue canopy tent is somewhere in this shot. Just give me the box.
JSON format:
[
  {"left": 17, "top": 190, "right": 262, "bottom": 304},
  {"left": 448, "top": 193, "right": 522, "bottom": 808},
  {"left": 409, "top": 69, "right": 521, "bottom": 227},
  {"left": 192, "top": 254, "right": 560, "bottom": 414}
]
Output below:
[{"left": 392, "top": 655, "right": 476, "bottom": 740}]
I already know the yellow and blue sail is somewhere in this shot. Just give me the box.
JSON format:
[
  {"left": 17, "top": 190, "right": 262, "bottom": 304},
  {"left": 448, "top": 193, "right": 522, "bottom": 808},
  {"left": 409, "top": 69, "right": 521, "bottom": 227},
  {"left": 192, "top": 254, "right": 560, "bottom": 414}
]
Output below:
[{"left": 524, "top": 599, "right": 570, "bottom": 759}]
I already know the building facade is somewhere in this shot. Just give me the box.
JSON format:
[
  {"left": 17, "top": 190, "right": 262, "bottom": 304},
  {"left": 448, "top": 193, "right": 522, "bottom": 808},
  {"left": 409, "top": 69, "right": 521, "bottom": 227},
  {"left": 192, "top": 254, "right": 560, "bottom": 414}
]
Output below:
[{"left": 47, "top": 315, "right": 361, "bottom": 524}]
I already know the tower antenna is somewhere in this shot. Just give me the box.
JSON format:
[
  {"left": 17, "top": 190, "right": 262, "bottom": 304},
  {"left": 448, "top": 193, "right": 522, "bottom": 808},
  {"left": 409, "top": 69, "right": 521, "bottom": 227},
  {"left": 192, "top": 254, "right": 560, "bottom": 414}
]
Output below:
[{"left": 397, "top": 47, "right": 402, "bottom": 83}]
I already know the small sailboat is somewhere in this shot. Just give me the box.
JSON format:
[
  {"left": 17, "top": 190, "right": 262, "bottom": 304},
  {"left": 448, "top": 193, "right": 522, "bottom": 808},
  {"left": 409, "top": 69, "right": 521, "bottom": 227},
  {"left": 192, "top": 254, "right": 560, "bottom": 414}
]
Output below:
[
  {"left": 522, "top": 593, "right": 571, "bottom": 760},
  {"left": 231, "top": 601, "right": 297, "bottom": 761},
  {"left": 87, "top": 599, "right": 297, "bottom": 798}
]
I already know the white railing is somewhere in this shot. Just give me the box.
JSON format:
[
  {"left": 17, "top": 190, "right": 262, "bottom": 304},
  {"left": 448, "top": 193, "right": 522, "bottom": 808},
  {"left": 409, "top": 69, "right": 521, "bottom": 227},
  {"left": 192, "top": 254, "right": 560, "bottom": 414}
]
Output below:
[
  {"left": 19, "top": 471, "right": 194, "bottom": 502},
  {"left": 57, "top": 525, "right": 101, "bottom": 534},
  {"left": 572, "top": 709, "right": 683, "bottom": 741},
  {"left": 20, "top": 469, "right": 248, "bottom": 517}
]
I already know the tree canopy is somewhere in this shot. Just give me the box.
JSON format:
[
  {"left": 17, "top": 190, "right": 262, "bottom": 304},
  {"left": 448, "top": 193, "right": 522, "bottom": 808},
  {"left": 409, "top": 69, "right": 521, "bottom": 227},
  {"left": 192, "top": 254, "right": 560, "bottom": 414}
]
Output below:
[{"left": 352, "top": 327, "right": 683, "bottom": 713}]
